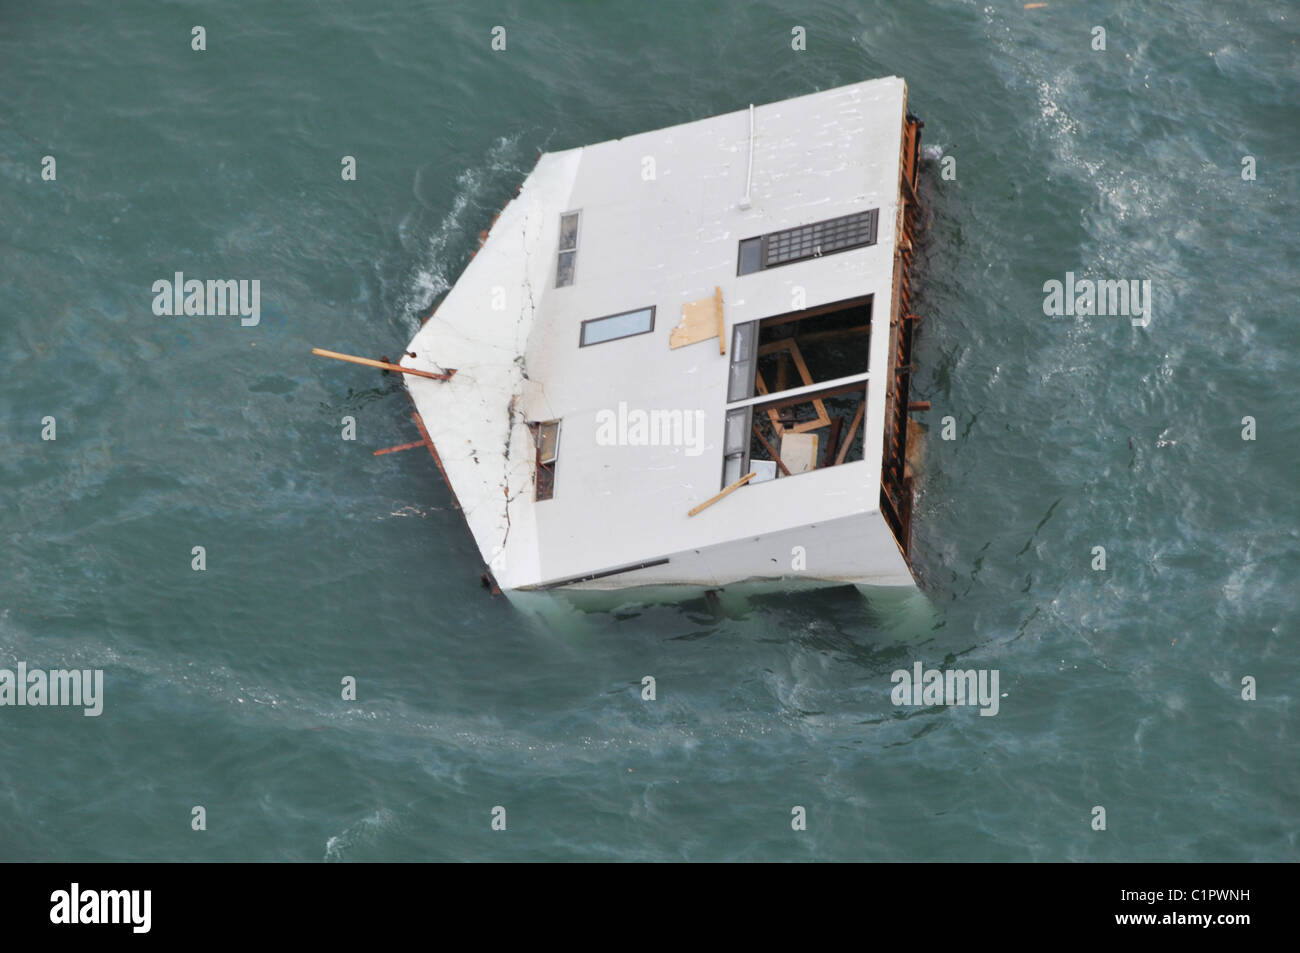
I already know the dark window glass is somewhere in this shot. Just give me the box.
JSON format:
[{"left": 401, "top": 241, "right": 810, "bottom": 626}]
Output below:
[
  {"left": 737, "top": 237, "right": 763, "bottom": 275},
  {"left": 556, "top": 250, "right": 576, "bottom": 287},
  {"left": 559, "top": 212, "right": 579, "bottom": 251}
]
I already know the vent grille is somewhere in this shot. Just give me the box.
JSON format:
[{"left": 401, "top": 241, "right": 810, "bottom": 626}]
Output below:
[
  {"left": 763, "top": 210, "right": 879, "bottom": 267},
  {"left": 737, "top": 209, "right": 879, "bottom": 275}
]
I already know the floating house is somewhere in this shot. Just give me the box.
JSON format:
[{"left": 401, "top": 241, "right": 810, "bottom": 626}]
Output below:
[{"left": 400, "top": 76, "right": 926, "bottom": 602}]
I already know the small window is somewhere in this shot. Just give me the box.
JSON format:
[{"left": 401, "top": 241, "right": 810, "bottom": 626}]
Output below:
[
  {"left": 558, "top": 212, "right": 579, "bottom": 251},
  {"left": 722, "top": 406, "right": 752, "bottom": 486},
  {"left": 727, "top": 321, "right": 758, "bottom": 402},
  {"left": 579, "top": 306, "right": 656, "bottom": 347},
  {"left": 533, "top": 420, "right": 560, "bottom": 500},
  {"left": 555, "top": 211, "right": 580, "bottom": 287},
  {"left": 556, "top": 252, "right": 576, "bottom": 287}
]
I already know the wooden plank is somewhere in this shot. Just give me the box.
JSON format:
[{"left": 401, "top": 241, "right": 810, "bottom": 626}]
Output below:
[
  {"left": 688, "top": 472, "right": 754, "bottom": 517},
  {"left": 822, "top": 415, "right": 844, "bottom": 468},
  {"left": 373, "top": 440, "right": 427, "bottom": 457},
  {"left": 312, "top": 348, "right": 454, "bottom": 381},
  {"left": 670, "top": 295, "right": 721, "bottom": 349},
  {"left": 751, "top": 424, "right": 792, "bottom": 477},
  {"left": 714, "top": 286, "right": 726, "bottom": 356},
  {"left": 835, "top": 401, "right": 865, "bottom": 466}
]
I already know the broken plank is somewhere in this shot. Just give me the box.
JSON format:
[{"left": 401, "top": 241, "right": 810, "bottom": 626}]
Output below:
[
  {"left": 373, "top": 440, "right": 427, "bottom": 457},
  {"left": 688, "top": 472, "right": 755, "bottom": 517},
  {"left": 312, "top": 348, "right": 455, "bottom": 381},
  {"left": 752, "top": 424, "right": 792, "bottom": 477},
  {"left": 834, "top": 401, "right": 866, "bottom": 466}
]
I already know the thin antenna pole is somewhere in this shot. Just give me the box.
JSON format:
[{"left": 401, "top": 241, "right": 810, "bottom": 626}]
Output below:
[{"left": 738, "top": 103, "right": 755, "bottom": 210}]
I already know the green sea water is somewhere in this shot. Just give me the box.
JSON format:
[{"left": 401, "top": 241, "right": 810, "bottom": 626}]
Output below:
[{"left": 1, "top": 0, "right": 1297, "bottom": 861}]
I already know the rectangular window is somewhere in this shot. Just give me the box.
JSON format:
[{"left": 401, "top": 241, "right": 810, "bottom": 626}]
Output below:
[
  {"left": 737, "top": 209, "right": 879, "bottom": 275},
  {"left": 722, "top": 406, "right": 753, "bottom": 486},
  {"left": 737, "top": 237, "right": 763, "bottom": 276},
  {"left": 720, "top": 384, "right": 868, "bottom": 488},
  {"left": 534, "top": 420, "right": 560, "bottom": 500},
  {"left": 555, "top": 211, "right": 580, "bottom": 287},
  {"left": 727, "top": 321, "right": 757, "bottom": 403},
  {"left": 725, "top": 296, "right": 871, "bottom": 402},
  {"left": 717, "top": 295, "right": 873, "bottom": 489},
  {"left": 579, "top": 306, "right": 656, "bottom": 347}
]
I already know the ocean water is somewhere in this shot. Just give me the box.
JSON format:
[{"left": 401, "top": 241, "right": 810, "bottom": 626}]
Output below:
[{"left": 1, "top": 0, "right": 1296, "bottom": 862}]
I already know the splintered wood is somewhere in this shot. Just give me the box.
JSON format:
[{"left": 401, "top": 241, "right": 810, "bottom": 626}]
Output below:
[{"left": 671, "top": 286, "right": 725, "bottom": 352}]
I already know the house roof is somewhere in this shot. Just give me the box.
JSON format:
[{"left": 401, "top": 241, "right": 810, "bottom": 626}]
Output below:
[{"left": 403, "top": 76, "right": 909, "bottom": 589}]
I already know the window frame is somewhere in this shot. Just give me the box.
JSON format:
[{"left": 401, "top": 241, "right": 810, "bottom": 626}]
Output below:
[
  {"left": 578, "top": 305, "right": 657, "bottom": 348},
  {"left": 533, "top": 420, "right": 561, "bottom": 501},
  {"left": 555, "top": 210, "right": 581, "bottom": 288}
]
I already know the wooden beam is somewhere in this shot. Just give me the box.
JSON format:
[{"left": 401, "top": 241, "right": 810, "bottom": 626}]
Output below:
[
  {"left": 835, "top": 401, "right": 866, "bottom": 466},
  {"left": 688, "top": 472, "right": 754, "bottom": 517},
  {"left": 751, "top": 425, "right": 792, "bottom": 477},
  {"left": 753, "top": 338, "right": 832, "bottom": 434},
  {"left": 907, "top": 400, "right": 931, "bottom": 412},
  {"left": 312, "top": 348, "right": 455, "bottom": 381},
  {"left": 901, "top": 166, "right": 918, "bottom": 205},
  {"left": 714, "top": 286, "right": 726, "bottom": 356},
  {"left": 373, "top": 440, "right": 426, "bottom": 457},
  {"left": 822, "top": 415, "right": 844, "bottom": 469}
]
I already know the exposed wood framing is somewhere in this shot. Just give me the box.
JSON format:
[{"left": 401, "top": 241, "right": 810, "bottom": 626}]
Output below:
[
  {"left": 879, "top": 111, "right": 924, "bottom": 558},
  {"left": 835, "top": 400, "right": 866, "bottom": 467},
  {"left": 753, "top": 339, "right": 831, "bottom": 434},
  {"left": 751, "top": 423, "right": 792, "bottom": 477}
]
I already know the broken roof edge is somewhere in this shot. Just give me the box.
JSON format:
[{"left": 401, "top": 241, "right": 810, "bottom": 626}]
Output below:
[
  {"left": 861, "top": 80, "right": 911, "bottom": 510},
  {"left": 532, "top": 76, "right": 909, "bottom": 165},
  {"left": 401, "top": 149, "right": 585, "bottom": 589}
]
